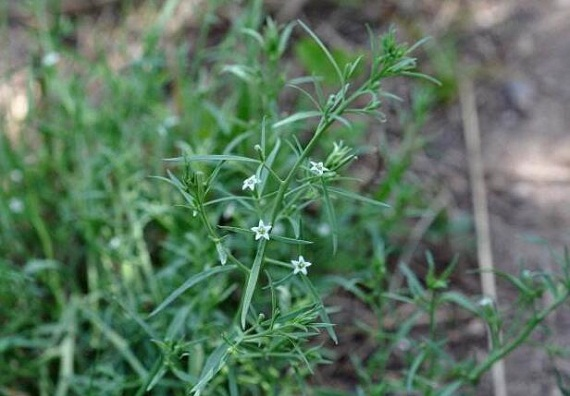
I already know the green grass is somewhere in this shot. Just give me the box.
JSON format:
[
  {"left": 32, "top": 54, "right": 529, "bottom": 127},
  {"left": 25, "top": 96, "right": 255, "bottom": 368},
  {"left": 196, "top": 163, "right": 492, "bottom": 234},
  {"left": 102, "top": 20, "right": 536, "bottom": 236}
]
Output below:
[{"left": 2, "top": 1, "right": 570, "bottom": 395}]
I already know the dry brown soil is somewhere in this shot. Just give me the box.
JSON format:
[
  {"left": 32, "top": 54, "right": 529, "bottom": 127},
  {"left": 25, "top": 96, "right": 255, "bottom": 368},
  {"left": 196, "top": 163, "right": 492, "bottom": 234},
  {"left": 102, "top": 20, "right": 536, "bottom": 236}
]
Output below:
[
  {"left": 475, "top": 1, "right": 570, "bottom": 394},
  {"left": 425, "top": 0, "right": 570, "bottom": 394}
]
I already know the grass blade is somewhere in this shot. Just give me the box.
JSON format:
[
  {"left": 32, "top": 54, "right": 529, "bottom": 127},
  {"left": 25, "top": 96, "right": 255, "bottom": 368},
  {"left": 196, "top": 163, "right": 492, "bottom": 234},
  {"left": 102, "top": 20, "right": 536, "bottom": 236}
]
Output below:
[
  {"left": 320, "top": 179, "right": 338, "bottom": 255},
  {"left": 82, "top": 306, "right": 148, "bottom": 378},
  {"left": 149, "top": 265, "right": 237, "bottom": 317},
  {"left": 327, "top": 187, "right": 390, "bottom": 208},
  {"left": 272, "top": 111, "right": 322, "bottom": 130},
  {"left": 164, "top": 154, "right": 260, "bottom": 163},
  {"left": 241, "top": 242, "right": 267, "bottom": 328},
  {"left": 302, "top": 276, "right": 338, "bottom": 344},
  {"left": 298, "top": 20, "right": 344, "bottom": 85},
  {"left": 190, "top": 340, "right": 232, "bottom": 394},
  {"left": 270, "top": 234, "right": 313, "bottom": 245}
]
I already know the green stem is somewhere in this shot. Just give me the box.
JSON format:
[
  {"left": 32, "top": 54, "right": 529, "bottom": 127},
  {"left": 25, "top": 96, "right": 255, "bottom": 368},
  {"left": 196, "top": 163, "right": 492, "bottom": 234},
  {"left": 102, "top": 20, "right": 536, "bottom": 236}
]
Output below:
[
  {"left": 425, "top": 291, "right": 439, "bottom": 394},
  {"left": 468, "top": 289, "right": 569, "bottom": 383},
  {"left": 240, "top": 80, "right": 373, "bottom": 329},
  {"left": 269, "top": 83, "right": 370, "bottom": 225}
]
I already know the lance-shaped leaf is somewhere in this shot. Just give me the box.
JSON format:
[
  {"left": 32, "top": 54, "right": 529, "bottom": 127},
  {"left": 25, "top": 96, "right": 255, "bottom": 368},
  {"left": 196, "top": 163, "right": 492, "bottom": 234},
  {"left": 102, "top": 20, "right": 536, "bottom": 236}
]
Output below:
[
  {"left": 149, "top": 265, "right": 237, "bottom": 318},
  {"left": 241, "top": 242, "right": 267, "bottom": 328},
  {"left": 164, "top": 154, "right": 260, "bottom": 163}
]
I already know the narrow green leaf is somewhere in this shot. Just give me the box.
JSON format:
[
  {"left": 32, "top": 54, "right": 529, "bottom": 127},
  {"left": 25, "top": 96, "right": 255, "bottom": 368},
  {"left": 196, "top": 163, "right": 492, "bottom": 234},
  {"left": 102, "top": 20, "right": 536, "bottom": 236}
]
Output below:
[
  {"left": 271, "top": 234, "right": 313, "bottom": 245},
  {"left": 228, "top": 365, "right": 239, "bottom": 396},
  {"left": 166, "top": 305, "right": 193, "bottom": 339},
  {"left": 285, "top": 215, "right": 301, "bottom": 239},
  {"left": 382, "top": 292, "right": 415, "bottom": 305},
  {"left": 149, "top": 175, "right": 179, "bottom": 188},
  {"left": 407, "top": 36, "right": 432, "bottom": 54},
  {"left": 146, "top": 366, "right": 168, "bottom": 392},
  {"left": 261, "top": 116, "right": 267, "bottom": 154},
  {"left": 440, "top": 291, "right": 478, "bottom": 315},
  {"left": 136, "top": 357, "right": 166, "bottom": 395},
  {"left": 298, "top": 20, "right": 344, "bottom": 84},
  {"left": 278, "top": 22, "right": 295, "bottom": 57},
  {"left": 302, "top": 276, "right": 338, "bottom": 344},
  {"left": 401, "top": 71, "right": 442, "bottom": 86},
  {"left": 400, "top": 264, "right": 426, "bottom": 299},
  {"left": 241, "top": 242, "right": 267, "bottom": 328},
  {"left": 286, "top": 83, "right": 322, "bottom": 110},
  {"left": 272, "top": 111, "right": 322, "bottom": 130},
  {"left": 149, "top": 265, "right": 237, "bottom": 317},
  {"left": 320, "top": 179, "right": 338, "bottom": 255},
  {"left": 494, "top": 270, "right": 533, "bottom": 295},
  {"left": 327, "top": 187, "right": 390, "bottom": 208},
  {"left": 439, "top": 381, "right": 463, "bottom": 396},
  {"left": 153, "top": 170, "right": 196, "bottom": 207},
  {"left": 164, "top": 154, "right": 260, "bottom": 163},
  {"left": 217, "top": 225, "right": 251, "bottom": 235},
  {"left": 190, "top": 341, "right": 232, "bottom": 394},
  {"left": 204, "top": 194, "right": 254, "bottom": 208},
  {"left": 241, "top": 28, "right": 264, "bottom": 45},
  {"left": 287, "top": 75, "right": 323, "bottom": 85},
  {"left": 260, "top": 137, "right": 281, "bottom": 191},
  {"left": 331, "top": 114, "right": 352, "bottom": 129},
  {"left": 221, "top": 64, "right": 256, "bottom": 82},
  {"left": 406, "top": 348, "right": 428, "bottom": 391},
  {"left": 82, "top": 307, "right": 148, "bottom": 378}
]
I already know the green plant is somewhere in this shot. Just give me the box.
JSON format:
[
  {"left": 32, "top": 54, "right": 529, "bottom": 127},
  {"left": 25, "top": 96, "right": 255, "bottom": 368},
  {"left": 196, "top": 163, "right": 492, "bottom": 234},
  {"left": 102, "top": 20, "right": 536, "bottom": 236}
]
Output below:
[
  {"left": 148, "top": 17, "right": 443, "bottom": 393},
  {"left": 2, "top": 2, "right": 570, "bottom": 395},
  {"left": 335, "top": 248, "right": 570, "bottom": 395}
]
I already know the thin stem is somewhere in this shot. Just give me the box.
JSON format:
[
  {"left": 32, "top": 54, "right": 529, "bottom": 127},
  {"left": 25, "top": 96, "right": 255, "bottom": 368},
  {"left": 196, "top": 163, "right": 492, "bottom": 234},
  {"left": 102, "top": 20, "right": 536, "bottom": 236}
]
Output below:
[
  {"left": 468, "top": 289, "right": 569, "bottom": 383},
  {"left": 269, "top": 82, "right": 372, "bottom": 225},
  {"left": 426, "top": 291, "right": 439, "bottom": 392}
]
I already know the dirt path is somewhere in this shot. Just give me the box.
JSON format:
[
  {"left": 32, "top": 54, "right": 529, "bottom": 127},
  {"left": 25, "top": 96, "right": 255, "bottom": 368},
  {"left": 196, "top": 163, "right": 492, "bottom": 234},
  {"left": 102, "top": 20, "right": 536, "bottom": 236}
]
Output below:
[{"left": 469, "top": 1, "right": 570, "bottom": 394}]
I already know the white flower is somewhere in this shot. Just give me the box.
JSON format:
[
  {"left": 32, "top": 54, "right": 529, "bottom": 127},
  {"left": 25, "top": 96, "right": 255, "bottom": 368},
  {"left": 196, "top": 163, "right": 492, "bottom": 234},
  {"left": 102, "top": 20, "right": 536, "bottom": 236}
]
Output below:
[
  {"left": 157, "top": 116, "right": 179, "bottom": 137},
  {"left": 8, "top": 198, "right": 24, "bottom": 213},
  {"left": 291, "top": 255, "right": 312, "bottom": 275},
  {"left": 42, "top": 52, "right": 60, "bottom": 67},
  {"left": 242, "top": 175, "right": 261, "bottom": 191},
  {"left": 397, "top": 338, "right": 412, "bottom": 351},
  {"left": 163, "top": 115, "right": 179, "bottom": 128},
  {"left": 251, "top": 220, "right": 272, "bottom": 241},
  {"left": 478, "top": 296, "right": 494, "bottom": 307},
  {"left": 108, "top": 237, "right": 121, "bottom": 250},
  {"left": 10, "top": 169, "right": 23, "bottom": 183},
  {"left": 157, "top": 125, "right": 168, "bottom": 137},
  {"left": 317, "top": 223, "right": 331, "bottom": 236},
  {"left": 309, "top": 161, "right": 328, "bottom": 176}
]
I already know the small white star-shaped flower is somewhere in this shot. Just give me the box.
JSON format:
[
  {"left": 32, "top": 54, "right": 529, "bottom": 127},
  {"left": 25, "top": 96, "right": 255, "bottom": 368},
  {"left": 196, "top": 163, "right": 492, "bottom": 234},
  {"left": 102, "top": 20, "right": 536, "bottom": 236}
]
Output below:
[
  {"left": 478, "top": 296, "right": 494, "bottom": 307},
  {"left": 42, "top": 52, "right": 60, "bottom": 67},
  {"left": 108, "top": 237, "right": 121, "bottom": 250},
  {"left": 251, "top": 220, "right": 272, "bottom": 241},
  {"left": 291, "top": 255, "right": 312, "bottom": 275},
  {"left": 309, "top": 161, "right": 328, "bottom": 176},
  {"left": 242, "top": 175, "right": 261, "bottom": 191},
  {"left": 10, "top": 169, "right": 23, "bottom": 183},
  {"left": 8, "top": 198, "right": 24, "bottom": 214}
]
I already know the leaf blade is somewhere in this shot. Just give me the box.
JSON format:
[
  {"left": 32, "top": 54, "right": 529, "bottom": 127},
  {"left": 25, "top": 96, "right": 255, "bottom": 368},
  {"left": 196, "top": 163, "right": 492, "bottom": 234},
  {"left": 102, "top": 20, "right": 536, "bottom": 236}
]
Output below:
[
  {"left": 149, "top": 265, "right": 237, "bottom": 317},
  {"left": 164, "top": 154, "right": 260, "bottom": 163},
  {"left": 241, "top": 242, "right": 267, "bottom": 328},
  {"left": 272, "top": 111, "right": 322, "bottom": 130}
]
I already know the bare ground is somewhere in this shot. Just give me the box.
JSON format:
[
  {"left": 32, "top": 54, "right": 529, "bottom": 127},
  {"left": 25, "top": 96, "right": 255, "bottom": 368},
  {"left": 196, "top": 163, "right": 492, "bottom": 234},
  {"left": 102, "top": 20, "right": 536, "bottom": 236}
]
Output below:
[
  {"left": 430, "top": 0, "right": 570, "bottom": 393},
  {"left": 480, "top": 1, "right": 570, "bottom": 393}
]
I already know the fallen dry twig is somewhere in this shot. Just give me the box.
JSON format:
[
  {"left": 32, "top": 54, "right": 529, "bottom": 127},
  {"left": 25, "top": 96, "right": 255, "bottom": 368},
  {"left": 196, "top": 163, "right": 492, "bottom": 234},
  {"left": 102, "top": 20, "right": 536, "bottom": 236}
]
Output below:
[{"left": 460, "top": 75, "right": 508, "bottom": 396}]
